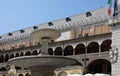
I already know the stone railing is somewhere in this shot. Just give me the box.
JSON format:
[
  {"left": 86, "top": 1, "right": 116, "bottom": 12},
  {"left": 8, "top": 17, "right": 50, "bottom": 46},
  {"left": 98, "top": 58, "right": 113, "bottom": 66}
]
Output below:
[{"left": 72, "top": 51, "right": 110, "bottom": 60}]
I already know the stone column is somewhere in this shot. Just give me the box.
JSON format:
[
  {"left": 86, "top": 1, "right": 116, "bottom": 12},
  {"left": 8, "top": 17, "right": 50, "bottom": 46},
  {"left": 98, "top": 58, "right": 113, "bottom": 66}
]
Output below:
[
  {"left": 111, "top": 25, "right": 120, "bottom": 76},
  {"left": 31, "top": 67, "right": 55, "bottom": 76},
  {"left": 109, "top": 0, "right": 120, "bottom": 76}
]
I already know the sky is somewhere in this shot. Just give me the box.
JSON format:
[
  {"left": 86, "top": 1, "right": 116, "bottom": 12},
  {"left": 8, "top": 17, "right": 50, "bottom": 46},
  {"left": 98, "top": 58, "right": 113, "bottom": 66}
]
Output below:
[{"left": 0, "top": 0, "right": 110, "bottom": 34}]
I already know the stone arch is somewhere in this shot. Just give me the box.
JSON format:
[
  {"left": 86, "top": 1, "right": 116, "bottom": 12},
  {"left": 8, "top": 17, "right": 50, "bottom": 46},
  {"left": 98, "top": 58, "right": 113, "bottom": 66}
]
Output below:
[
  {"left": 25, "top": 73, "right": 30, "bottom": 76},
  {"left": 10, "top": 54, "right": 14, "bottom": 59},
  {"left": 75, "top": 44, "right": 85, "bottom": 55},
  {"left": 58, "top": 71, "right": 67, "bottom": 76},
  {"left": 87, "top": 59, "right": 111, "bottom": 74},
  {"left": 25, "top": 51, "right": 31, "bottom": 56},
  {"left": 0, "top": 55, "right": 4, "bottom": 63},
  {"left": 20, "top": 52, "right": 24, "bottom": 56},
  {"left": 64, "top": 45, "right": 73, "bottom": 56},
  {"left": 18, "top": 73, "right": 24, "bottom": 76},
  {"left": 32, "top": 50, "right": 38, "bottom": 55},
  {"left": 101, "top": 39, "right": 111, "bottom": 52},
  {"left": 87, "top": 42, "right": 99, "bottom": 53},
  {"left": 48, "top": 48, "right": 53, "bottom": 55},
  {"left": 5, "top": 54, "right": 9, "bottom": 62},
  {"left": 15, "top": 53, "right": 19, "bottom": 57},
  {"left": 54, "top": 47, "right": 63, "bottom": 56}
]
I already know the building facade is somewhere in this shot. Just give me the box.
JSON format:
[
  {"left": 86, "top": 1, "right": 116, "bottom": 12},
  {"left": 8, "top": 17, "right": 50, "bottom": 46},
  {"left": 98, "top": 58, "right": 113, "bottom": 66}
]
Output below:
[{"left": 0, "top": 6, "right": 113, "bottom": 76}]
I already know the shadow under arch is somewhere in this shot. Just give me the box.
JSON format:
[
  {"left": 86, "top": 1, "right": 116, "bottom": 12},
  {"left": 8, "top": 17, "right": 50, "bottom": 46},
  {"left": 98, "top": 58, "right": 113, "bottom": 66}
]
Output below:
[
  {"left": 64, "top": 45, "right": 73, "bottom": 56},
  {"left": 20, "top": 52, "right": 24, "bottom": 56},
  {"left": 48, "top": 48, "right": 53, "bottom": 55},
  {"left": 10, "top": 54, "right": 14, "bottom": 59},
  {"left": 54, "top": 47, "right": 63, "bottom": 56},
  {"left": 15, "top": 53, "right": 19, "bottom": 57},
  {"left": 101, "top": 39, "right": 111, "bottom": 52},
  {"left": 25, "top": 73, "right": 31, "bottom": 76},
  {"left": 87, "top": 42, "right": 99, "bottom": 53},
  {"left": 18, "top": 73, "right": 24, "bottom": 76},
  {"left": 25, "top": 51, "right": 31, "bottom": 56},
  {"left": 87, "top": 59, "right": 111, "bottom": 74},
  {"left": 32, "top": 50, "right": 38, "bottom": 55},
  {"left": 75, "top": 43, "right": 85, "bottom": 55},
  {"left": 5, "top": 54, "right": 9, "bottom": 62}
]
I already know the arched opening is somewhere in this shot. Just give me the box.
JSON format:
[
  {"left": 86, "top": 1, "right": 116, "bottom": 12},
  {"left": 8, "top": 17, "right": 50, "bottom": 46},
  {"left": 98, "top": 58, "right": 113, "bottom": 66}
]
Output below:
[
  {"left": 87, "top": 59, "right": 111, "bottom": 74},
  {"left": 48, "top": 48, "right": 53, "bottom": 55},
  {"left": 25, "top": 51, "right": 31, "bottom": 56},
  {"left": 15, "top": 53, "right": 19, "bottom": 57},
  {"left": 58, "top": 71, "right": 67, "bottom": 76},
  {"left": 32, "top": 50, "right": 38, "bottom": 55},
  {"left": 75, "top": 44, "right": 85, "bottom": 55},
  {"left": 101, "top": 39, "right": 111, "bottom": 52},
  {"left": 18, "top": 74, "right": 24, "bottom": 76},
  {"left": 10, "top": 54, "right": 14, "bottom": 59},
  {"left": 0, "top": 55, "right": 4, "bottom": 63},
  {"left": 87, "top": 42, "right": 99, "bottom": 53},
  {"left": 55, "top": 47, "right": 62, "bottom": 56},
  {"left": 5, "top": 54, "right": 9, "bottom": 62},
  {"left": 20, "top": 52, "right": 24, "bottom": 56},
  {"left": 64, "top": 45, "right": 73, "bottom": 56},
  {"left": 25, "top": 73, "right": 31, "bottom": 76}
]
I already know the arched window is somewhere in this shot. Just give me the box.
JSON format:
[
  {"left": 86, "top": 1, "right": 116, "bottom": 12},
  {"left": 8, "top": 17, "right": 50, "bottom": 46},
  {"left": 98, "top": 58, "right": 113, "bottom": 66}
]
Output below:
[
  {"left": 101, "top": 39, "right": 111, "bottom": 52},
  {"left": 25, "top": 51, "right": 31, "bottom": 56},
  {"left": 25, "top": 73, "right": 31, "bottom": 76},
  {"left": 58, "top": 71, "right": 67, "bottom": 76},
  {"left": 75, "top": 44, "right": 85, "bottom": 55},
  {"left": 64, "top": 45, "right": 73, "bottom": 56},
  {"left": 48, "top": 48, "right": 53, "bottom": 55},
  {"left": 20, "top": 52, "right": 24, "bottom": 56},
  {"left": 86, "top": 12, "right": 92, "bottom": 17},
  {"left": 55, "top": 47, "right": 62, "bottom": 56},
  {"left": 15, "top": 53, "right": 19, "bottom": 57},
  {"left": 87, "top": 42, "right": 99, "bottom": 53},
  {"left": 32, "top": 50, "right": 38, "bottom": 55},
  {"left": 18, "top": 74, "right": 24, "bottom": 76},
  {"left": 10, "top": 54, "right": 14, "bottom": 59},
  {"left": 0, "top": 55, "right": 4, "bottom": 63},
  {"left": 5, "top": 54, "right": 9, "bottom": 62}
]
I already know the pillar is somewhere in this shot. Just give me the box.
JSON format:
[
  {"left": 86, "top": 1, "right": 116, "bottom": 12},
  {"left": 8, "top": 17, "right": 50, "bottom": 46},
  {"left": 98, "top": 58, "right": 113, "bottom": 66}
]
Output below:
[{"left": 109, "top": 0, "right": 120, "bottom": 75}]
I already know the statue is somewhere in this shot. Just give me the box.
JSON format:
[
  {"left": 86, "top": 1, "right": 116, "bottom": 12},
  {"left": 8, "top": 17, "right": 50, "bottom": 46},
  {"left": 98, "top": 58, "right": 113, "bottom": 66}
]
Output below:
[{"left": 110, "top": 46, "right": 118, "bottom": 64}]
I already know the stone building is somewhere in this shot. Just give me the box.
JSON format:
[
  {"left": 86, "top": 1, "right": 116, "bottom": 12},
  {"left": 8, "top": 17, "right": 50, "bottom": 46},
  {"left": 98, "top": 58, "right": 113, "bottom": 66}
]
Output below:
[{"left": 0, "top": 2, "right": 118, "bottom": 76}]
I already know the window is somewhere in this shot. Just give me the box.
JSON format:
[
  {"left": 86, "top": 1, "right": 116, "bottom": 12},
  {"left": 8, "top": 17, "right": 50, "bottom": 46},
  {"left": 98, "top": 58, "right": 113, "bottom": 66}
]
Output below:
[
  {"left": 48, "top": 22, "right": 53, "bottom": 26},
  {"left": 33, "top": 26, "right": 38, "bottom": 30},
  {"left": 86, "top": 12, "right": 92, "bottom": 17},
  {"left": 20, "top": 30, "right": 25, "bottom": 33},
  {"left": 8, "top": 33, "right": 13, "bottom": 36},
  {"left": 66, "top": 17, "right": 71, "bottom": 22}
]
